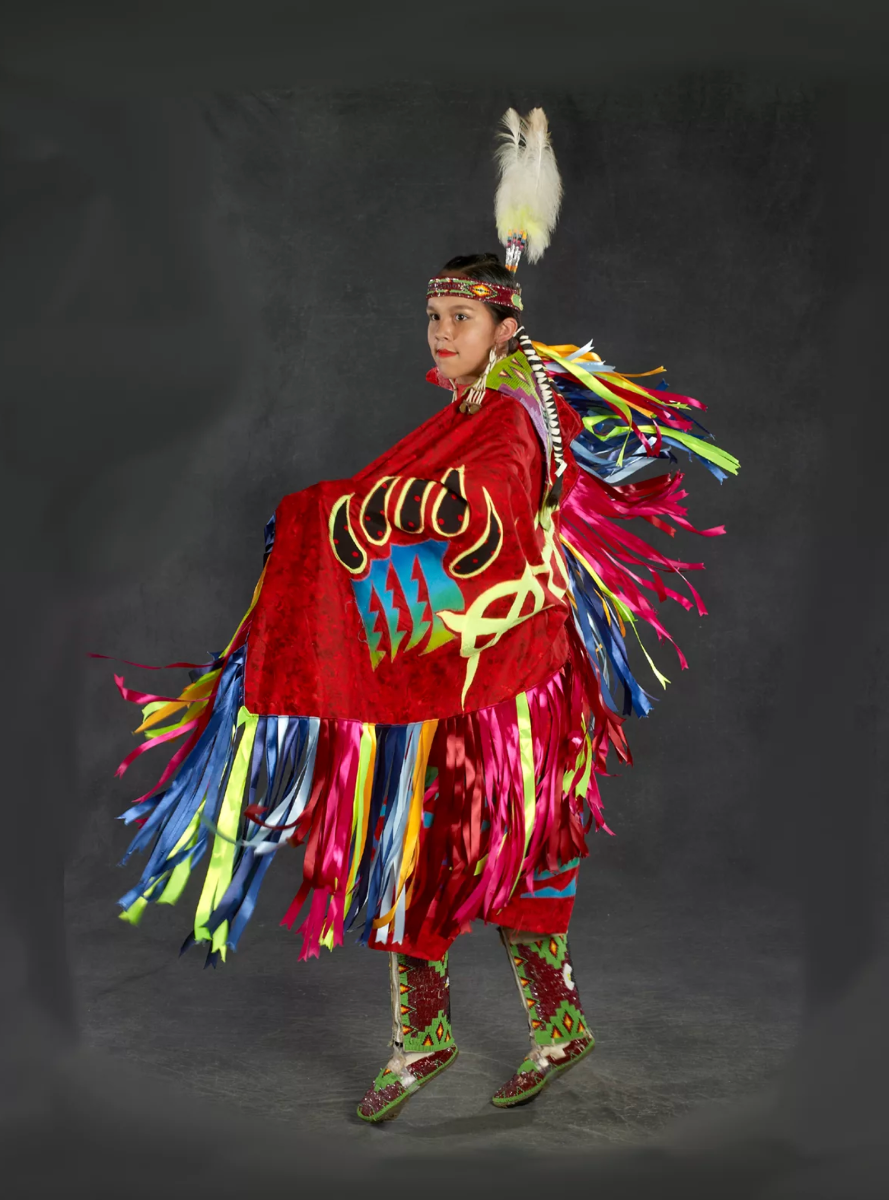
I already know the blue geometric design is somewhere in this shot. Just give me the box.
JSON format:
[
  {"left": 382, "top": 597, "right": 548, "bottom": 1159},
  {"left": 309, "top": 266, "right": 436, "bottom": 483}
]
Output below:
[
  {"left": 351, "top": 540, "right": 464, "bottom": 669},
  {"left": 520, "top": 857, "right": 581, "bottom": 899}
]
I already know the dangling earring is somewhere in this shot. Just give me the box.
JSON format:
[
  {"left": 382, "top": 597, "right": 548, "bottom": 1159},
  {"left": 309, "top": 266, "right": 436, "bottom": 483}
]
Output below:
[{"left": 459, "top": 344, "right": 501, "bottom": 415}]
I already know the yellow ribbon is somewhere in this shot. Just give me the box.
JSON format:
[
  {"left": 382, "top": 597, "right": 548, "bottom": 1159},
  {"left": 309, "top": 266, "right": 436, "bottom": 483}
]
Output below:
[
  {"left": 118, "top": 877, "right": 163, "bottom": 926},
  {"left": 575, "top": 731, "right": 595, "bottom": 798},
  {"left": 512, "top": 693, "right": 537, "bottom": 894},
  {"left": 560, "top": 535, "right": 630, "bottom": 636},
  {"left": 118, "top": 800, "right": 207, "bottom": 926},
  {"left": 561, "top": 535, "right": 669, "bottom": 690},
  {"left": 396, "top": 720, "right": 439, "bottom": 905},
  {"left": 157, "top": 802, "right": 206, "bottom": 906},
  {"left": 134, "top": 670, "right": 219, "bottom": 734},
  {"left": 539, "top": 348, "right": 685, "bottom": 433},
  {"left": 194, "top": 707, "right": 258, "bottom": 960},
  {"left": 534, "top": 340, "right": 669, "bottom": 382},
  {"left": 220, "top": 563, "right": 268, "bottom": 659},
  {"left": 342, "top": 724, "right": 377, "bottom": 920},
  {"left": 533, "top": 341, "right": 603, "bottom": 363},
  {"left": 516, "top": 694, "right": 536, "bottom": 857}
]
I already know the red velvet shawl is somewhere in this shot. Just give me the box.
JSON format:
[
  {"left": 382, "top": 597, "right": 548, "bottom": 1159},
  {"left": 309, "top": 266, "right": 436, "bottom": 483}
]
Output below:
[{"left": 244, "top": 371, "right": 582, "bottom": 724}]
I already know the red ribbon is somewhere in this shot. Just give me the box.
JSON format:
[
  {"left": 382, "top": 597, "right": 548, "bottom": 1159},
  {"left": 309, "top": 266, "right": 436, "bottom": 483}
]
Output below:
[{"left": 89, "top": 652, "right": 216, "bottom": 670}]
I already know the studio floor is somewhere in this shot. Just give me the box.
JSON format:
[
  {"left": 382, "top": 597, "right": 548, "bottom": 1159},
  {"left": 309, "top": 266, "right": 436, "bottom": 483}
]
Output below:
[{"left": 65, "top": 863, "right": 802, "bottom": 1158}]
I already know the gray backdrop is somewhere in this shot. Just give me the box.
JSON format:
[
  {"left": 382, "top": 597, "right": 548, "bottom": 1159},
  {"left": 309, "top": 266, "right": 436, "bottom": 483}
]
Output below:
[
  {"left": 74, "top": 77, "right": 825, "bottom": 908},
  {"left": 2, "top": 6, "right": 889, "bottom": 1192}
]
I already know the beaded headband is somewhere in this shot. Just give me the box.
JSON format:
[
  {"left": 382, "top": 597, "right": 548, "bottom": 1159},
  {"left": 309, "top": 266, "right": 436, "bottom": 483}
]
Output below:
[{"left": 426, "top": 276, "right": 524, "bottom": 313}]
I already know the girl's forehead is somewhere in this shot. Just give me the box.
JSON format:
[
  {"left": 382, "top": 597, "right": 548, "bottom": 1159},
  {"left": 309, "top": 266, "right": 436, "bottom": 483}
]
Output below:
[{"left": 427, "top": 295, "right": 484, "bottom": 313}]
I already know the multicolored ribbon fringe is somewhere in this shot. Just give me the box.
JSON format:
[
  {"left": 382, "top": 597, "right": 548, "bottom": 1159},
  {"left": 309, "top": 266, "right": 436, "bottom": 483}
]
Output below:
[
  {"left": 108, "top": 342, "right": 737, "bottom": 965},
  {"left": 115, "top": 649, "right": 602, "bottom": 965},
  {"left": 536, "top": 341, "right": 739, "bottom": 717}
]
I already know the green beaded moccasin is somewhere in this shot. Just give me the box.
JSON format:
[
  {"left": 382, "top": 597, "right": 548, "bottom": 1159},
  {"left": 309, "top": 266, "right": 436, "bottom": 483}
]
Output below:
[
  {"left": 491, "top": 1035, "right": 594, "bottom": 1107},
  {"left": 356, "top": 1044, "right": 459, "bottom": 1123}
]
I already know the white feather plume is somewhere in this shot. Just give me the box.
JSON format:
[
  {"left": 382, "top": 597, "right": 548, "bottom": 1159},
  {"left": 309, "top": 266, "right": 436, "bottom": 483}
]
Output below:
[
  {"left": 494, "top": 107, "right": 563, "bottom": 264},
  {"left": 495, "top": 107, "right": 524, "bottom": 185}
]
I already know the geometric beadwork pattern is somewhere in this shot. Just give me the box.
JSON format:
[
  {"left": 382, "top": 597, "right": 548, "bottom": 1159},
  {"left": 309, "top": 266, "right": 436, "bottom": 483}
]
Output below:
[
  {"left": 490, "top": 931, "right": 595, "bottom": 1107},
  {"left": 358, "top": 1047, "right": 458, "bottom": 1121},
  {"left": 510, "top": 934, "right": 592, "bottom": 1047},
  {"left": 491, "top": 1036, "right": 594, "bottom": 1107},
  {"left": 355, "top": 951, "right": 458, "bottom": 1122},
  {"left": 397, "top": 951, "right": 454, "bottom": 1054}
]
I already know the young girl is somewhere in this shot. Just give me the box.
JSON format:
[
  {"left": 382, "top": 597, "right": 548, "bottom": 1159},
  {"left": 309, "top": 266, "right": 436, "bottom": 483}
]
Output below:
[{"left": 108, "top": 111, "right": 737, "bottom": 1123}]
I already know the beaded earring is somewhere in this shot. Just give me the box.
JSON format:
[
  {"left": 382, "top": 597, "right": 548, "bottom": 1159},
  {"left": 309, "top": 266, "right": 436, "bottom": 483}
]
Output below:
[{"left": 458, "top": 343, "right": 502, "bottom": 415}]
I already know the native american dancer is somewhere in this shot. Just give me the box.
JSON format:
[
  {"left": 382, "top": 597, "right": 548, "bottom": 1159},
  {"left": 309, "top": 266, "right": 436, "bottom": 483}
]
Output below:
[{"left": 103, "top": 109, "right": 738, "bottom": 1121}]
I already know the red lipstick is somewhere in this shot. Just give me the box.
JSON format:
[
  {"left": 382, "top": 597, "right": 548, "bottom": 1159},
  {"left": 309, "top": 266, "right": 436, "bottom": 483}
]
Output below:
[{"left": 436, "top": 349, "right": 457, "bottom": 358}]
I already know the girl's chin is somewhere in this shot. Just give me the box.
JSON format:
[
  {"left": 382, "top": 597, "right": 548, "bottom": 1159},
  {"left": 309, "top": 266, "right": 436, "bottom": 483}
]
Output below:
[{"left": 434, "top": 360, "right": 483, "bottom": 381}]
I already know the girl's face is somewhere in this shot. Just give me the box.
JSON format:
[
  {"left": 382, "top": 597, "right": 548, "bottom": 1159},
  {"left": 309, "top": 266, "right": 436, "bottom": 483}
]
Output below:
[{"left": 426, "top": 294, "right": 517, "bottom": 385}]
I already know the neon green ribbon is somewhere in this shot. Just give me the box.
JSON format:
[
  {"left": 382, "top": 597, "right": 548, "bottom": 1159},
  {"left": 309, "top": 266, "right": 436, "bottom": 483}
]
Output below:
[
  {"left": 562, "top": 717, "right": 588, "bottom": 794},
  {"left": 342, "top": 724, "right": 375, "bottom": 922},
  {"left": 633, "top": 423, "right": 740, "bottom": 475},
  {"left": 543, "top": 352, "right": 641, "bottom": 425},
  {"left": 581, "top": 413, "right": 739, "bottom": 477},
  {"left": 118, "top": 875, "right": 164, "bottom": 926},
  {"left": 118, "top": 800, "right": 207, "bottom": 926},
  {"left": 318, "top": 914, "right": 334, "bottom": 951},
  {"left": 319, "top": 725, "right": 377, "bottom": 952},
  {"left": 629, "top": 619, "right": 671, "bottom": 690},
  {"left": 542, "top": 349, "right": 741, "bottom": 477},
  {"left": 575, "top": 729, "right": 595, "bottom": 799},
  {"left": 157, "top": 801, "right": 206, "bottom": 906},
  {"left": 143, "top": 707, "right": 204, "bottom": 740},
  {"left": 512, "top": 692, "right": 537, "bottom": 895},
  {"left": 194, "top": 707, "right": 258, "bottom": 961},
  {"left": 561, "top": 535, "right": 670, "bottom": 692},
  {"left": 561, "top": 535, "right": 636, "bottom": 627}
]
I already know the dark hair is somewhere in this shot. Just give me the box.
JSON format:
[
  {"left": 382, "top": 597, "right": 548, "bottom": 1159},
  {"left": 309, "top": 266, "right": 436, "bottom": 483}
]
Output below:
[
  {"left": 440, "top": 256, "right": 564, "bottom": 503},
  {"left": 440, "top": 252, "right": 520, "bottom": 351}
]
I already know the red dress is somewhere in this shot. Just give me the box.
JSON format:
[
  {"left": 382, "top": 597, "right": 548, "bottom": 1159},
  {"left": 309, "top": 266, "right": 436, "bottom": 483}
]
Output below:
[{"left": 110, "top": 347, "right": 734, "bottom": 964}]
